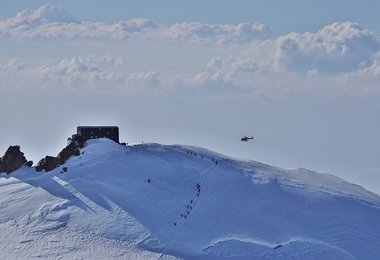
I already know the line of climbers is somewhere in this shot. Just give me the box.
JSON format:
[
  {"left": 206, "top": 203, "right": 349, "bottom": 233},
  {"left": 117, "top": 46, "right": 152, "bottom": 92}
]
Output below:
[
  {"left": 175, "top": 182, "right": 201, "bottom": 226},
  {"left": 155, "top": 149, "right": 220, "bottom": 259},
  {"left": 186, "top": 150, "right": 218, "bottom": 165},
  {"left": 146, "top": 181, "right": 200, "bottom": 227},
  {"left": 145, "top": 149, "right": 219, "bottom": 228},
  {"left": 145, "top": 178, "right": 202, "bottom": 227},
  {"left": 173, "top": 149, "right": 219, "bottom": 226}
]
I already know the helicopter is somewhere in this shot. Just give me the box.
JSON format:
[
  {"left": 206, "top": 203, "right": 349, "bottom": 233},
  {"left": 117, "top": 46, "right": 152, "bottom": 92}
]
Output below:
[{"left": 241, "top": 136, "right": 254, "bottom": 142}]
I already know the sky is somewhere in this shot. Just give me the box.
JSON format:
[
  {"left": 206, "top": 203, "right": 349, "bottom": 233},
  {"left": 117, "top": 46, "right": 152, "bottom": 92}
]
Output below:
[{"left": 0, "top": 1, "right": 380, "bottom": 194}]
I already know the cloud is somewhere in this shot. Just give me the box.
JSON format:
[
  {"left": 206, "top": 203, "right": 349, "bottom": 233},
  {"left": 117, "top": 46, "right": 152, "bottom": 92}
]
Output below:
[
  {"left": 0, "top": 55, "right": 126, "bottom": 91},
  {"left": 0, "top": 5, "right": 160, "bottom": 39},
  {"left": 0, "top": 58, "right": 24, "bottom": 75},
  {"left": 2, "top": 5, "right": 380, "bottom": 97},
  {"left": 272, "top": 22, "right": 380, "bottom": 74},
  {"left": 0, "top": 5, "right": 77, "bottom": 29},
  {"left": 0, "top": 5, "right": 270, "bottom": 43},
  {"left": 0, "top": 58, "right": 30, "bottom": 88},
  {"left": 191, "top": 58, "right": 230, "bottom": 86},
  {"left": 354, "top": 51, "right": 380, "bottom": 76},
  {"left": 128, "top": 71, "right": 162, "bottom": 91},
  {"left": 163, "top": 22, "right": 272, "bottom": 44},
  {"left": 32, "top": 55, "right": 125, "bottom": 90},
  {"left": 181, "top": 21, "right": 380, "bottom": 95},
  {"left": 0, "top": 55, "right": 166, "bottom": 93}
]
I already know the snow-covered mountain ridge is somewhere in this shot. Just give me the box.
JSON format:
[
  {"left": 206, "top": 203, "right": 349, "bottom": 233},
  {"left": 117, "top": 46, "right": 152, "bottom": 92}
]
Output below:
[{"left": 1, "top": 138, "right": 380, "bottom": 259}]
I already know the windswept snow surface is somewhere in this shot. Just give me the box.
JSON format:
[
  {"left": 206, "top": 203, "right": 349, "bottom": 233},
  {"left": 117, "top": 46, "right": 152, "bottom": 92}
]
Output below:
[{"left": 1, "top": 138, "right": 380, "bottom": 259}]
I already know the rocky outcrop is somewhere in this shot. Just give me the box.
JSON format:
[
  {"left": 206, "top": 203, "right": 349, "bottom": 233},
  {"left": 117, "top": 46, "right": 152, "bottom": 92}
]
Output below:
[
  {"left": 35, "top": 156, "right": 60, "bottom": 172},
  {"left": 36, "top": 141, "right": 82, "bottom": 172},
  {"left": 0, "top": 146, "right": 28, "bottom": 174},
  {"left": 0, "top": 138, "right": 83, "bottom": 174},
  {"left": 57, "top": 142, "right": 80, "bottom": 164},
  {"left": 26, "top": 161, "right": 33, "bottom": 167}
]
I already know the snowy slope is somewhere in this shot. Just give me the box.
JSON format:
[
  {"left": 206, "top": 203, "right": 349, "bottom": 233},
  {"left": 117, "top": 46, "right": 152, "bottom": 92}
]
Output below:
[{"left": 1, "top": 138, "right": 380, "bottom": 259}]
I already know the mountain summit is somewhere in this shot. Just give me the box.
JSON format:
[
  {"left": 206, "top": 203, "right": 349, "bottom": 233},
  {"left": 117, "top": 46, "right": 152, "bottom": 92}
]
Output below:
[{"left": 1, "top": 138, "right": 379, "bottom": 259}]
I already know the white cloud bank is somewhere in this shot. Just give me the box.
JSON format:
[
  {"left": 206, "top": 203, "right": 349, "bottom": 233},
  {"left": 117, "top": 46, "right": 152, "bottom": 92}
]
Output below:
[
  {"left": 1, "top": 5, "right": 380, "bottom": 96},
  {"left": 0, "top": 5, "right": 271, "bottom": 43},
  {"left": 34, "top": 55, "right": 125, "bottom": 90},
  {"left": 273, "top": 22, "right": 380, "bottom": 74}
]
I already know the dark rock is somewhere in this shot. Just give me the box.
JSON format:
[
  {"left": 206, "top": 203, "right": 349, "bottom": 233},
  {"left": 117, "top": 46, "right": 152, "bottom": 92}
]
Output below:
[
  {"left": 26, "top": 161, "right": 33, "bottom": 167},
  {"left": 57, "top": 142, "right": 80, "bottom": 165},
  {"left": 0, "top": 146, "right": 28, "bottom": 174},
  {"left": 62, "top": 167, "right": 68, "bottom": 172},
  {"left": 71, "top": 134, "right": 86, "bottom": 148},
  {"left": 35, "top": 156, "right": 60, "bottom": 172},
  {"left": 36, "top": 141, "right": 82, "bottom": 173}
]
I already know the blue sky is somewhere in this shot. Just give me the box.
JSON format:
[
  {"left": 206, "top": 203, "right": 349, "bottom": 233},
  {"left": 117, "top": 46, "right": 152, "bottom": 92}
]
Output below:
[{"left": 0, "top": 1, "right": 379, "bottom": 194}]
